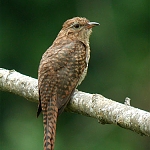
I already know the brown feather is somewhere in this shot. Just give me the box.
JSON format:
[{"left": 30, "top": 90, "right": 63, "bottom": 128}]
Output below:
[{"left": 37, "top": 17, "right": 99, "bottom": 150}]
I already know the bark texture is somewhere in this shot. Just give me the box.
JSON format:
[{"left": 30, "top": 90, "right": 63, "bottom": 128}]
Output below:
[{"left": 0, "top": 68, "right": 150, "bottom": 137}]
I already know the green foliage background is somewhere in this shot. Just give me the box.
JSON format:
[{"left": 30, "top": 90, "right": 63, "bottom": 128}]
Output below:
[{"left": 1, "top": 0, "right": 149, "bottom": 150}]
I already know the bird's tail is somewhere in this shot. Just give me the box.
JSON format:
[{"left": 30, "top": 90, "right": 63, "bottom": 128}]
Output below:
[{"left": 43, "top": 102, "right": 58, "bottom": 150}]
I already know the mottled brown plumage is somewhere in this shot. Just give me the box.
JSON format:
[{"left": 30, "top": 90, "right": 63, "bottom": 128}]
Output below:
[{"left": 37, "top": 17, "right": 99, "bottom": 150}]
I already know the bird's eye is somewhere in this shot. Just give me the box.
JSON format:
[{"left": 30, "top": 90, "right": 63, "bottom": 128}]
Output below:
[{"left": 73, "top": 23, "right": 80, "bottom": 29}]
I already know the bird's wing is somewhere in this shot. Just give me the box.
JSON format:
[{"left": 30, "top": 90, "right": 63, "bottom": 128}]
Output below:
[{"left": 37, "top": 40, "right": 87, "bottom": 116}]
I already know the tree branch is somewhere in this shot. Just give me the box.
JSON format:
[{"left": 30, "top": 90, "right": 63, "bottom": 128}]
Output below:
[{"left": 0, "top": 68, "right": 150, "bottom": 136}]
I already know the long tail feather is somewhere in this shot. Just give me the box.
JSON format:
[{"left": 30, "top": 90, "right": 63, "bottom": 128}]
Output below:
[{"left": 43, "top": 101, "right": 58, "bottom": 150}]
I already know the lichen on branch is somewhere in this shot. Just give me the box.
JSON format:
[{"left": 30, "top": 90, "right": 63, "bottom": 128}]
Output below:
[{"left": 0, "top": 68, "right": 150, "bottom": 136}]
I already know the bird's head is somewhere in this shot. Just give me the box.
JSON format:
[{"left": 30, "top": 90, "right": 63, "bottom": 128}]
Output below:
[{"left": 57, "top": 17, "right": 100, "bottom": 44}]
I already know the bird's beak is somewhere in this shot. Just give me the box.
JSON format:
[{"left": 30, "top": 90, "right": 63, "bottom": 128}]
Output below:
[{"left": 86, "top": 22, "right": 100, "bottom": 29}]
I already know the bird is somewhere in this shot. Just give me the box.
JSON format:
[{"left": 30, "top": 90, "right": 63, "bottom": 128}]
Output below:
[{"left": 37, "top": 17, "right": 99, "bottom": 150}]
